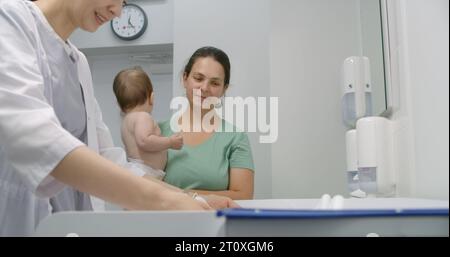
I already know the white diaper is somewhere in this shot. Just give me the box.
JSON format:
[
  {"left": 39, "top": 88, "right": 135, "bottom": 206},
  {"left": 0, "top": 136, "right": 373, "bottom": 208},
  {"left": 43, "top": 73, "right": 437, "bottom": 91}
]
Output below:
[{"left": 125, "top": 158, "right": 166, "bottom": 180}]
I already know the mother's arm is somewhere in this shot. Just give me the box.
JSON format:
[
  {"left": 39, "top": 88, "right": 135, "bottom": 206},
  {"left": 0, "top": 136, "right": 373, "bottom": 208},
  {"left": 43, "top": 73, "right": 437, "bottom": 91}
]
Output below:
[{"left": 189, "top": 168, "right": 254, "bottom": 200}]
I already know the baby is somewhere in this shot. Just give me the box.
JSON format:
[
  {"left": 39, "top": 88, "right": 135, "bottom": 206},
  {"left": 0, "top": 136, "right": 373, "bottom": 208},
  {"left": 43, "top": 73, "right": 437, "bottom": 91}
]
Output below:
[{"left": 113, "top": 67, "right": 183, "bottom": 180}]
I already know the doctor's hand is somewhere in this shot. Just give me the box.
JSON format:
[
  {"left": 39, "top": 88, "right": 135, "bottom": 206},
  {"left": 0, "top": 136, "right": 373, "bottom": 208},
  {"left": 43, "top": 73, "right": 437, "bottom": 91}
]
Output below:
[
  {"left": 166, "top": 191, "right": 212, "bottom": 210},
  {"left": 201, "top": 195, "right": 241, "bottom": 209},
  {"left": 169, "top": 133, "right": 184, "bottom": 150}
]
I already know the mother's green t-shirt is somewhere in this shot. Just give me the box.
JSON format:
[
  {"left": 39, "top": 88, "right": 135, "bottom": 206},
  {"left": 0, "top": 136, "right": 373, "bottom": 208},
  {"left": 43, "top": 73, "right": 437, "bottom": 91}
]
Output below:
[{"left": 159, "top": 120, "right": 254, "bottom": 190}]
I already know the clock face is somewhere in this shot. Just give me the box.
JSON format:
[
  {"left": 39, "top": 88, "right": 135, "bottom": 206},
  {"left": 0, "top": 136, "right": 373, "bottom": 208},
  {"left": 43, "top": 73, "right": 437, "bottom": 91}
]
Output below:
[{"left": 111, "top": 4, "right": 148, "bottom": 41}]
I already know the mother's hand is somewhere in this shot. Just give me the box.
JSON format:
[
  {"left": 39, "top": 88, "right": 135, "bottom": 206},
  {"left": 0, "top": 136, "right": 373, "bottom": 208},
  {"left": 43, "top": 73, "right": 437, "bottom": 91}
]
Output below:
[{"left": 201, "top": 194, "right": 241, "bottom": 209}]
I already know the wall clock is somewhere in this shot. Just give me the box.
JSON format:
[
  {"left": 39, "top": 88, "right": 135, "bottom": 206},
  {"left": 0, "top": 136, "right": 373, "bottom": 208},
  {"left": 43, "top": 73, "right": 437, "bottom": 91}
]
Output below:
[{"left": 111, "top": 3, "right": 148, "bottom": 41}]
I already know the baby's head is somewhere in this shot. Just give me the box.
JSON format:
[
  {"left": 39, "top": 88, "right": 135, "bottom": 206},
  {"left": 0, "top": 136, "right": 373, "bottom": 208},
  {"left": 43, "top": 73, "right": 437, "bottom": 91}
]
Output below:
[{"left": 113, "top": 67, "right": 154, "bottom": 114}]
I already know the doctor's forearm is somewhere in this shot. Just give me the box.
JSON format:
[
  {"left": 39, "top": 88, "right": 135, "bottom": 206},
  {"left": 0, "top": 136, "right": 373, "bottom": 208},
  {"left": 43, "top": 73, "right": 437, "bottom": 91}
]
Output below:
[
  {"left": 50, "top": 146, "right": 184, "bottom": 210},
  {"left": 190, "top": 189, "right": 253, "bottom": 200},
  {"left": 142, "top": 174, "right": 183, "bottom": 193}
]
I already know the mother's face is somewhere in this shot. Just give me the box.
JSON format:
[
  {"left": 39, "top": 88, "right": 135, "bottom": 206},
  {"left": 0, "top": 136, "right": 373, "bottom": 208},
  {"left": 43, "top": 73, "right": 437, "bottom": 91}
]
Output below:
[
  {"left": 73, "top": 0, "right": 124, "bottom": 32},
  {"left": 183, "top": 57, "right": 228, "bottom": 109}
]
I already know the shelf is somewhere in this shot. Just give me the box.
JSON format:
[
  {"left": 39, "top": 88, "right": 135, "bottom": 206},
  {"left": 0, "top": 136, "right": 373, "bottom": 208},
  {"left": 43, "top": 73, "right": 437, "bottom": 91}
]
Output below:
[{"left": 79, "top": 43, "right": 173, "bottom": 58}]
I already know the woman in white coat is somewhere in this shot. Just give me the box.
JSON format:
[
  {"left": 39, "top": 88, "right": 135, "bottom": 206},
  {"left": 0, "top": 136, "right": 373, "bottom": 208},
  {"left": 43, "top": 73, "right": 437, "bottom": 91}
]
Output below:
[{"left": 0, "top": 0, "right": 237, "bottom": 236}]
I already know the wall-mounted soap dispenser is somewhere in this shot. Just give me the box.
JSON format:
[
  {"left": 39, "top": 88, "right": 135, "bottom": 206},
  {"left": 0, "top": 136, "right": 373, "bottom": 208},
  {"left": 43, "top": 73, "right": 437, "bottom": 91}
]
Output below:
[
  {"left": 356, "top": 117, "right": 396, "bottom": 197},
  {"left": 342, "top": 56, "right": 373, "bottom": 128}
]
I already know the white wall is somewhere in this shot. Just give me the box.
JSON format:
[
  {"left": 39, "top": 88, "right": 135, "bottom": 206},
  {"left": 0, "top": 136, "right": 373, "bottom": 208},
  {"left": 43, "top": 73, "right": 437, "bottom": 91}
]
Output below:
[
  {"left": 270, "top": 0, "right": 364, "bottom": 198},
  {"left": 71, "top": 0, "right": 174, "bottom": 49},
  {"left": 391, "top": 0, "right": 449, "bottom": 200},
  {"left": 173, "top": 0, "right": 272, "bottom": 199}
]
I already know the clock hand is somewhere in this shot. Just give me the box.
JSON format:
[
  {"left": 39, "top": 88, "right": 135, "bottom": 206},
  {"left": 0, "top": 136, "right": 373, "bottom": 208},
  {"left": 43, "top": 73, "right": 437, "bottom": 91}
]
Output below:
[{"left": 128, "top": 15, "right": 135, "bottom": 29}]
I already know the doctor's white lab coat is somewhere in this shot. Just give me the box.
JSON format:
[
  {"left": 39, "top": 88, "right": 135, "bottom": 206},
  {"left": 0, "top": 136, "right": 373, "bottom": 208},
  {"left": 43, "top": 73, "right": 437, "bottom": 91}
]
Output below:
[{"left": 0, "top": 0, "right": 141, "bottom": 236}]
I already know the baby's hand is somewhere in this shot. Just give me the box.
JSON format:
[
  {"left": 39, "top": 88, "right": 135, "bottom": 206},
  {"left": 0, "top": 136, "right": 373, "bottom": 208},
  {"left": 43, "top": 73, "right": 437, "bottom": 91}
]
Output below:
[{"left": 169, "top": 133, "right": 183, "bottom": 150}]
